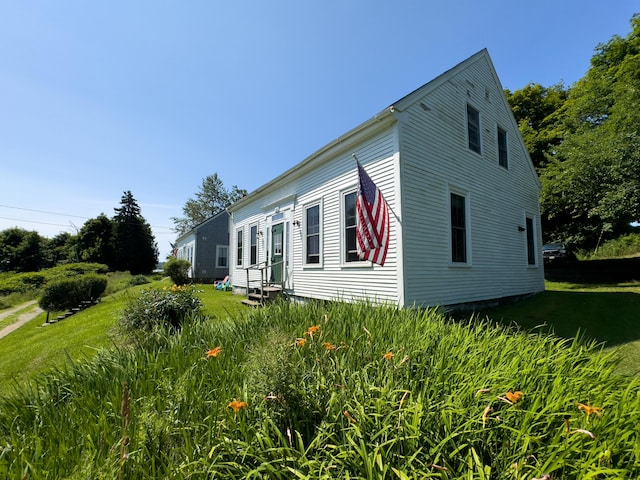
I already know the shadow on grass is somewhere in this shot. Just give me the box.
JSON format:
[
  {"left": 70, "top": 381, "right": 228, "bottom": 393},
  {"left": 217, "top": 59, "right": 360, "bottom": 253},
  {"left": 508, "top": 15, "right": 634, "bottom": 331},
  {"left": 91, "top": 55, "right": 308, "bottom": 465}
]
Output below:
[{"left": 466, "top": 290, "right": 640, "bottom": 349}]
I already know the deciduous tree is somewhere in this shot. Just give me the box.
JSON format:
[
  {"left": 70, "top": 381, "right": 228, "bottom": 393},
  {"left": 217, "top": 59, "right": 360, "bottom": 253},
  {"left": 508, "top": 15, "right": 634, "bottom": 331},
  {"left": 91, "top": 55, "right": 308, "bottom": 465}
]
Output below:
[
  {"left": 76, "top": 214, "right": 116, "bottom": 268},
  {"left": 539, "top": 14, "right": 640, "bottom": 247},
  {"left": 0, "top": 227, "right": 48, "bottom": 272},
  {"left": 172, "top": 173, "right": 246, "bottom": 235}
]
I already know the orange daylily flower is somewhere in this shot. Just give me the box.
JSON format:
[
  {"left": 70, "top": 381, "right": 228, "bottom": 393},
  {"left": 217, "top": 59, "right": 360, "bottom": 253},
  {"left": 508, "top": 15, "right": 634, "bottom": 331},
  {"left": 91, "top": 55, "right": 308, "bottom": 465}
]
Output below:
[
  {"left": 577, "top": 402, "right": 603, "bottom": 418},
  {"left": 382, "top": 351, "right": 394, "bottom": 361},
  {"left": 228, "top": 400, "right": 248, "bottom": 413},
  {"left": 504, "top": 391, "right": 523, "bottom": 404},
  {"left": 305, "top": 325, "right": 320, "bottom": 337},
  {"left": 344, "top": 410, "right": 357, "bottom": 423},
  {"left": 295, "top": 338, "right": 307, "bottom": 347},
  {"left": 323, "top": 342, "right": 337, "bottom": 350},
  {"left": 206, "top": 346, "right": 222, "bottom": 358}
]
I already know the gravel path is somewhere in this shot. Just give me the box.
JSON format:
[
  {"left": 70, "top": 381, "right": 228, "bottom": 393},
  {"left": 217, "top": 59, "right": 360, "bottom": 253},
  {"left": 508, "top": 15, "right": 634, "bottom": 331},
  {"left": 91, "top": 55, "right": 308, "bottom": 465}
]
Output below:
[{"left": 0, "top": 300, "right": 44, "bottom": 340}]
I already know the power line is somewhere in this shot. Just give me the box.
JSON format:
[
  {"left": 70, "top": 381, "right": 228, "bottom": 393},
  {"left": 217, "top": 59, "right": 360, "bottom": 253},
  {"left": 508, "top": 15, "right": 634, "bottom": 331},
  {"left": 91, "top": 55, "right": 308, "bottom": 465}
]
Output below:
[
  {"left": 0, "top": 216, "right": 74, "bottom": 228},
  {"left": 0, "top": 204, "right": 89, "bottom": 219},
  {"left": 0, "top": 204, "right": 175, "bottom": 230}
]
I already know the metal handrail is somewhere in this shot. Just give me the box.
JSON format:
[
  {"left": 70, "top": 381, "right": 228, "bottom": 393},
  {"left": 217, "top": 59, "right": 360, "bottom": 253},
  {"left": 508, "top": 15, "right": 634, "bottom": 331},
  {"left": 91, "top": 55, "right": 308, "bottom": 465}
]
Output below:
[{"left": 244, "top": 260, "right": 285, "bottom": 303}]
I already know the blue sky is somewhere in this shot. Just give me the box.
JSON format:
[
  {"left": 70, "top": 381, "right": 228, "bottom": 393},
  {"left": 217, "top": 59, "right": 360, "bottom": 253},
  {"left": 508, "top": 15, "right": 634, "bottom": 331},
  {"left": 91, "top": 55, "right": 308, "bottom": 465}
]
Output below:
[{"left": 1, "top": 1, "right": 637, "bottom": 259}]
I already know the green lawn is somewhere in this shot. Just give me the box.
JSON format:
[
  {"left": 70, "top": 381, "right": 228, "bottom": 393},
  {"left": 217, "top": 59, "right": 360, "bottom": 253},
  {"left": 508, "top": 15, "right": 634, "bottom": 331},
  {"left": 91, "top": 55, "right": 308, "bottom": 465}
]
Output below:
[
  {"left": 0, "top": 281, "right": 246, "bottom": 398},
  {"left": 472, "top": 281, "right": 640, "bottom": 375}
]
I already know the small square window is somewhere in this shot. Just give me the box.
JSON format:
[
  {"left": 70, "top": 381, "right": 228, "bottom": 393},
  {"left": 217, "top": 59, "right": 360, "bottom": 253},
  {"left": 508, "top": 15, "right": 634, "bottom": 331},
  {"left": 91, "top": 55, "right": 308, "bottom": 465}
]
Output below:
[{"left": 216, "top": 245, "right": 228, "bottom": 268}]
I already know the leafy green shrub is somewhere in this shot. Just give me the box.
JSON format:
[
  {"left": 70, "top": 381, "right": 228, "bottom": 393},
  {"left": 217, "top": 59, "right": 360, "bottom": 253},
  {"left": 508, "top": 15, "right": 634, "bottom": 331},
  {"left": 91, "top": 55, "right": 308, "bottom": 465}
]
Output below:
[
  {"left": 163, "top": 258, "right": 191, "bottom": 286},
  {"left": 119, "top": 285, "right": 202, "bottom": 335},
  {"left": 0, "top": 263, "right": 108, "bottom": 296},
  {"left": 39, "top": 274, "right": 108, "bottom": 311},
  {"left": 46, "top": 262, "right": 109, "bottom": 278},
  {"left": 0, "top": 272, "right": 47, "bottom": 295},
  {"left": 129, "top": 274, "right": 150, "bottom": 286}
]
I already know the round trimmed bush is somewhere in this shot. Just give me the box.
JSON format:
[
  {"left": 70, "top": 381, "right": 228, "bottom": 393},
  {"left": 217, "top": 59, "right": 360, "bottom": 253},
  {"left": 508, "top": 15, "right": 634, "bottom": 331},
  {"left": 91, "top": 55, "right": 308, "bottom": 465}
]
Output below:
[{"left": 39, "top": 274, "right": 108, "bottom": 311}]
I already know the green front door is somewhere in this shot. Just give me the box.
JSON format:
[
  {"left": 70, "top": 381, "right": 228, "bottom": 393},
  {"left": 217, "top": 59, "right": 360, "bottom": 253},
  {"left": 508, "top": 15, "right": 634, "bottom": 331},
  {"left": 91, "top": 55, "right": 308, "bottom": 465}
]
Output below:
[{"left": 270, "top": 223, "right": 284, "bottom": 283}]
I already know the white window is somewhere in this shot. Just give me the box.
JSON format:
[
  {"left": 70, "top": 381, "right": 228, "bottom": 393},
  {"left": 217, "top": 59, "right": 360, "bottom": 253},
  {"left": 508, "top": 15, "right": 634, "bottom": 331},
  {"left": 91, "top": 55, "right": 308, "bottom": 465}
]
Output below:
[
  {"left": 303, "top": 201, "right": 322, "bottom": 266},
  {"left": 236, "top": 228, "right": 243, "bottom": 267},
  {"left": 498, "top": 127, "right": 508, "bottom": 168},
  {"left": 249, "top": 224, "right": 258, "bottom": 265},
  {"left": 449, "top": 189, "right": 471, "bottom": 265},
  {"left": 526, "top": 217, "right": 536, "bottom": 266},
  {"left": 467, "top": 104, "right": 481, "bottom": 154},
  {"left": 216, "top": 245, "right": 229, "bottom": 268},
  {"left": 341, "top": 189, "right": 366, "bottom": 265}
]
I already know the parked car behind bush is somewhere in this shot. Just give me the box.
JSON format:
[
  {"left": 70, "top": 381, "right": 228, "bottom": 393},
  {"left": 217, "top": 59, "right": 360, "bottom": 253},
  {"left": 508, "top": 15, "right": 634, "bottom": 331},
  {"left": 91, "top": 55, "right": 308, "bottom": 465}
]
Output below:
[{"left": 543, "top": 243, "right": 569, "bottom": 262}]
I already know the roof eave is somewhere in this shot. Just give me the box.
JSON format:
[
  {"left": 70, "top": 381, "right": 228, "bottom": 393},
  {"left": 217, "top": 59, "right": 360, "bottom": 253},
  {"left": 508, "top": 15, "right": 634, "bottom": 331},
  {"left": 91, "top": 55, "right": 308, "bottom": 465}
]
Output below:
[{"left": 229, "top": 107, "right": 396, "bottom": 211}]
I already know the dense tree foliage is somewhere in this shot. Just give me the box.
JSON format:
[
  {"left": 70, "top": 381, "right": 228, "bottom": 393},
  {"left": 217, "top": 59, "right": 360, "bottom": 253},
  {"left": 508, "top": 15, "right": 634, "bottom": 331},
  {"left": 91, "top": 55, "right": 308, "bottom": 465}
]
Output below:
[
  {"left": 0, "top": 228, "right": 49, "bottom": 272},
  {"left": 113, "top": 191, "right": 159, "bottom": 274},
  {"left": 505, "top": 83, "right": 569, "bottom": 171},
  {"left": 76, "top": 214, "right": 116, "bottom": 267},
  {"left": 47, "top": 232, "right": 77, "bottom": 265},
  {"left": 0, "top": 193, "right": 158, "bottom": 274},
  {"left": 508, "top": 13, "right": 640, "bottom": 248},
  {"left": 172, "top": 173, "right": 246, "bottom": 235}
]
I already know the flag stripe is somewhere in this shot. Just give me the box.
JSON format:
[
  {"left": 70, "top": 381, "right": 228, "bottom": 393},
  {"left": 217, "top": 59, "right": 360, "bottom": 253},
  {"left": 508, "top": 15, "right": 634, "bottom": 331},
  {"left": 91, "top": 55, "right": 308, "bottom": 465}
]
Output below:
[{"left": 355, "top": 161, "right": 390, "bottom": 266}]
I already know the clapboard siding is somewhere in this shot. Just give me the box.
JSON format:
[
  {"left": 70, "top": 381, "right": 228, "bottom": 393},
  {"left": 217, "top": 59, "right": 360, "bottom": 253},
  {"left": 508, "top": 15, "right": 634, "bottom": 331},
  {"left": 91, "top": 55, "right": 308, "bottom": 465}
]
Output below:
[
  {"left": 230, "top": 128, "right": 401, "bottom": 303},
  {"left": 399, "top": 52, "right": 544, "bottom": 306},
  {"left": 229, "top": 49, "right": 544, "bottom": 307}
]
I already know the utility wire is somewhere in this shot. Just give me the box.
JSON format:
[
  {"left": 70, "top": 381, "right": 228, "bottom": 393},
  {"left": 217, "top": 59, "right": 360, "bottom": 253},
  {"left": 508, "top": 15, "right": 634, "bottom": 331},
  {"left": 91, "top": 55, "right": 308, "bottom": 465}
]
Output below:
[
  {"left": 0, "top": 203, "right": 174, "bottom": 230},
  {"left": 0, "top": 204, "right": 89, "bottom": 219},
  {"left": 0, "top": 216, "right": 73, "bottom": 228}
]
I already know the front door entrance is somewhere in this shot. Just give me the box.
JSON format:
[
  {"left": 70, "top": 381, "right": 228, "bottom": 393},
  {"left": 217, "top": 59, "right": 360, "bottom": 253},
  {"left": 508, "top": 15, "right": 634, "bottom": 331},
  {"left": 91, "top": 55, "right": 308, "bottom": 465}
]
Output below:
[{"left": 270, "top": 223, "right": 284, "bottom": 283}]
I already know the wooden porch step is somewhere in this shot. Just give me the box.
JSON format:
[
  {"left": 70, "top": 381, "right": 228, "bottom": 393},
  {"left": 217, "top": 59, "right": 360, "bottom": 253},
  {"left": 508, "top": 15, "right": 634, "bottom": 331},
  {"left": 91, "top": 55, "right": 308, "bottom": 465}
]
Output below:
[
  {"left": 243, "top": 285, "right": 284, "bottom": 307},
  {"left": 241, "top": 299, "right": 261, "bottom": 307}
]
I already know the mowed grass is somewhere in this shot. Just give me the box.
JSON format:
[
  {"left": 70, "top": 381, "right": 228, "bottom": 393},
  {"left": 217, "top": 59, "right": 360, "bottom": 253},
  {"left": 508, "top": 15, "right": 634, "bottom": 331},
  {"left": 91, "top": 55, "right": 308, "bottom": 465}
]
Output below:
[
  {"left": 0, "top": 281, "right": 245, "bottom": 398},
  {"left": 469, "top": 281, "right": 640, "bottom": 376}
]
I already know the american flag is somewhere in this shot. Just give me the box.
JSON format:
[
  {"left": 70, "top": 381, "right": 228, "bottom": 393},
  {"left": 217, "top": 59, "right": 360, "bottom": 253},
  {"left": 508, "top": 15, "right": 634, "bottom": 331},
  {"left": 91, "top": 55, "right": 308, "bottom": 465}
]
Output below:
[{"left": 356, "top": 160, "right": 390, "bottom": 266}]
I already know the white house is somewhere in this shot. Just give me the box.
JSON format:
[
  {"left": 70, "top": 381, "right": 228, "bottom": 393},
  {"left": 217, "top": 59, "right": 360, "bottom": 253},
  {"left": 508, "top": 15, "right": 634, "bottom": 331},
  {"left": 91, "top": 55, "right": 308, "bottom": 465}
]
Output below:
[
  {"left": 174, "top": 211, "right": 230, "bottom": 283},
  {"left": 228, "top": 49, "right": 544, "bottom": 308}
]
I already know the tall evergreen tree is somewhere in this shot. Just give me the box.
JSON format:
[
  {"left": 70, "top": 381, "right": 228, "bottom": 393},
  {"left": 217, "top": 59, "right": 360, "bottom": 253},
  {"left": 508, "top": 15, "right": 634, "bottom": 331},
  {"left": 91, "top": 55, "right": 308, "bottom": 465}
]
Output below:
[{"left": 113, "top": 191, "right": 158, "bottom": 274}]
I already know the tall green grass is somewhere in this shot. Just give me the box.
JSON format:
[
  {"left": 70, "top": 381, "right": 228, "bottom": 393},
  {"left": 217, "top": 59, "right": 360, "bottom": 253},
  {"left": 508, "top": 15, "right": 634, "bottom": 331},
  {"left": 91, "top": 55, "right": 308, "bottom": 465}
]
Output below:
[
  {"left": 577, "top": 232, "right": 640, "bottom": 260},
  {"left": 1, "top": 301, "right": 639, "bottom": 478}
]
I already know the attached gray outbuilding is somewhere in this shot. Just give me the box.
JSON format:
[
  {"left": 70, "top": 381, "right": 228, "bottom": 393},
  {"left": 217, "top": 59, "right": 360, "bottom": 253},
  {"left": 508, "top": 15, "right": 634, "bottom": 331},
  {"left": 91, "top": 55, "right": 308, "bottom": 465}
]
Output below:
[{"left": 174, "top": 211, "right": 230, "bottom": 283}]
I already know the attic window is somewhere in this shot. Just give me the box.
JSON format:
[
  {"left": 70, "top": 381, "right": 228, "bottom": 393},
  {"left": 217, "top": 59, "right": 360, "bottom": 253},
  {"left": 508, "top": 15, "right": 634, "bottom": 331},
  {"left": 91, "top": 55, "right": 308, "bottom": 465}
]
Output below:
[
  {"left": 467, "top": 104, "right": 481, "bottom": 154},
  {"left": 498, "top": 127, "right": 508, "bottom": 168}
]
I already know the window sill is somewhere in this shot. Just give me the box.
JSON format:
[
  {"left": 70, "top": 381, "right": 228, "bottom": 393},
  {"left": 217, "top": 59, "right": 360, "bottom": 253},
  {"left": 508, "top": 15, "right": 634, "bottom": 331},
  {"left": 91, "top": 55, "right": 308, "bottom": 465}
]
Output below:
[
  {"left": 448, "top": 262, "right": 472, "bottom": 268},
  {"left": 302, "top": 264, "right": 324, "bottom": 270},
  {"left": 340, "top": 261, "right": 373, "bottom": 269}
]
